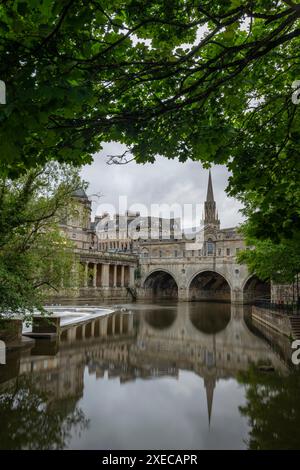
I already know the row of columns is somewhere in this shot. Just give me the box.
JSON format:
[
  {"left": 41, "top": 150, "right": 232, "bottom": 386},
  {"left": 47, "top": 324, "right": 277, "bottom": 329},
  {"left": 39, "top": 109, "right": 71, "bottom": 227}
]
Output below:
[
  {"left": 83, "top": 262, "right": 135, "bottom": 288},
  {"left": 64, "top": 313, "right": 135, "bottom": 342}
]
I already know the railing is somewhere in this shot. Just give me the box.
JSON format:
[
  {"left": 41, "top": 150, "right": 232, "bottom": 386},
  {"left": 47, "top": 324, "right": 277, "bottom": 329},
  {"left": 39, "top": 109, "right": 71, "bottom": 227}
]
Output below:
[
  {"left": 75, "top": 247, "right": 137, "bottom": 260},
  {"left": 139, "top": 254, "right": 235, "bottom": 262},
  {"left": 253, "top": 299, "right": 300, "bottom": 315}
]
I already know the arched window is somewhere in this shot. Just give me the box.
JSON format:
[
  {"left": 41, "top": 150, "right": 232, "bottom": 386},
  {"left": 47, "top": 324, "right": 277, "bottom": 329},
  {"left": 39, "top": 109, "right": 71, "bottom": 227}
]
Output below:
[{"left": 206, "top": 238, "right": 215, "bottom": 255}]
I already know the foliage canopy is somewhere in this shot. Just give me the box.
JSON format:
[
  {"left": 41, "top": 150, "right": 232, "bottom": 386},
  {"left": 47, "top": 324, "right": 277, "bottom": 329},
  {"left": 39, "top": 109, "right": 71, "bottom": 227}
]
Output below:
[{"left": 0, "top": 0, "right": 299, "bottom": 242}]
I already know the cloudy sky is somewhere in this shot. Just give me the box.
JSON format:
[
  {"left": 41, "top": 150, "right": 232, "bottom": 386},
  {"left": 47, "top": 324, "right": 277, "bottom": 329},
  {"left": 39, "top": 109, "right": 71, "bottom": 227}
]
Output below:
[{"left": 81, "top": 142, "right": 244, "bottom": 230}]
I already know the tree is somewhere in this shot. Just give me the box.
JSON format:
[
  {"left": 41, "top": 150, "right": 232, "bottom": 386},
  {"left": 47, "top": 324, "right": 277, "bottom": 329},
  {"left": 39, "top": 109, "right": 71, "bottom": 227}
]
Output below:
[
  {"left": 0, "top": 1, "right": 299, "bottom": 241},
  {"left": 237, "top": 189, "right": 300, "bottom": 299},
  {"left": 0, "top": 163, "right": 84, "bottom": 319},
  {"left": 238, "top": 237, "right": 300, "bottom": 283},
  {"left": 238, "top": 213, "right": 300, "bottom": 285}
]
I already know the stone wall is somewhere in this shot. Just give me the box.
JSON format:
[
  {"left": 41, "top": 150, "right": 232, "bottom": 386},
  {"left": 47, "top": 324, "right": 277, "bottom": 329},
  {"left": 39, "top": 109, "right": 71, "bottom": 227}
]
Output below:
[
  {"left": 271, "top": 282, "right": 299, "bottom": 304},
  {"left": 251, "top": 306, "right": 292, "bottom": 337},
  {"left": 47, "top": 286, "right": 134, "bottom": 303}
]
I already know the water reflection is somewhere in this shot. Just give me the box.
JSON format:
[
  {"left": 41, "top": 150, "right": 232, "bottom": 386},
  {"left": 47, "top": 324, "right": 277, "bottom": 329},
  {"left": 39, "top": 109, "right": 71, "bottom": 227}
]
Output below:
[
  {"left": 145, "top": 309, "right": 177, "bottom": 329},
  {"left": 0, "top": 302, "right": 298, "bottom": 450},
  {"left": 189, "top": 303, "right": 230, "bottom": 334},
  {"left": 0, "top": 376, "right": 88, "bottom": 450},
  {"left": 238, "top": 367, "right": 300, "bottom": 450}
]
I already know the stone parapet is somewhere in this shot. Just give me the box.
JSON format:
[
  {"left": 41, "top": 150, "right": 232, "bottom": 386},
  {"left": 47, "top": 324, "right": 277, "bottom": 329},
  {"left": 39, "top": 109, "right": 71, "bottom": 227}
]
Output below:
[{"left": 251, "top": 306, "right": 292, "bottom": 338}]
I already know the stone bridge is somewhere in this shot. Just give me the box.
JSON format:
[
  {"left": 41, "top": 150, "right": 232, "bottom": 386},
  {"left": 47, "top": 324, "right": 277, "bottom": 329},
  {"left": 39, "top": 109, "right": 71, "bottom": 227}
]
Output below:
[{"left": 137, "top": 255, "right": 270, "bottom": 304}]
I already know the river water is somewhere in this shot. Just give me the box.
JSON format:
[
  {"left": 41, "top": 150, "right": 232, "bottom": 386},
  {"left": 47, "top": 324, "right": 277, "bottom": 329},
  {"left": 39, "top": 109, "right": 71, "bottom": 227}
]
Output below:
[{"left": 0, "top": 301, "right": 299, "bottom": 450}]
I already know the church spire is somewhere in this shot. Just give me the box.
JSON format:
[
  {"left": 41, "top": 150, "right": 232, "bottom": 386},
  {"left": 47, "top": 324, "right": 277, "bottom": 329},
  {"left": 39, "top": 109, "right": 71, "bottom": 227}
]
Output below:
[
  {"left": 203, "top": 170, "right": 220, "bottom": 227},
  {"left": 206, "top": 170, "right": 214, "bottom": 202}
]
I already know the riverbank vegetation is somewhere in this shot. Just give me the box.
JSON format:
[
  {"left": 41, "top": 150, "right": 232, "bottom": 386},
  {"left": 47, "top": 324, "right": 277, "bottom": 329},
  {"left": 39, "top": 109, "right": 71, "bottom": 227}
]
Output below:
[{"left": 0, "top": 164, "right": 83, "bottom": 319}]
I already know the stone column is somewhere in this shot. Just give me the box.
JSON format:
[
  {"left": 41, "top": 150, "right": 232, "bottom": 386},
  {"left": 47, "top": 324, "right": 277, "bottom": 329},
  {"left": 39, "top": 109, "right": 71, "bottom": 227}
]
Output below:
[
  {"left": 84, "top": 262, "right": 88, "bottom": 288},
  {"left": 129, "top": 266, "right": 135, "bottom": 287},
  {"left": 178, "top": 287, "right": 189, "bottom": 301},
  {"left": 121, "top": 265, "right": 125, "bottom": 287},
  {"left": 102, "top": 264, "right": 110, "bottom": 287},
  {"left": 112, "top": 315, "right": 116, "bottom": 335},
  {"left": 93, "top": 263, "right": 97, "bottom": 288},
  {"left": 231, "top": 288, "right": 244, "bottom": 304},
  {"left": 97, "top": 264, "right": 102, "bottom": 287},
  {"left": 119, "top": 314, "right": 123, "bottom": 334},
  {"left": 113, "top": 264, "right": 117, "bottom": 288}
]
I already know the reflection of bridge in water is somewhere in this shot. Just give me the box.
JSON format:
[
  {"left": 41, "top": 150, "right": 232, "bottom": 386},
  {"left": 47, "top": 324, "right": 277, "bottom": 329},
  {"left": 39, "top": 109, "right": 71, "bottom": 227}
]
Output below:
[{"left": 0, "top": 303, "right": 291, "bottom": 423}]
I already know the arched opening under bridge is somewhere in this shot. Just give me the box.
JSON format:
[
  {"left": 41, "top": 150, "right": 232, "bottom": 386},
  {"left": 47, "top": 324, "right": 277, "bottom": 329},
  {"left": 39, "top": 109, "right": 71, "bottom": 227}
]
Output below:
[
  {"left": 143, "top": 271, "right": 178, "bottom": 300},
  {"left": 243, "top": 275, "right": 271, "bottom": 304},
  {"left": 189, "top": 271, "right": 231, "bottom": 302}
]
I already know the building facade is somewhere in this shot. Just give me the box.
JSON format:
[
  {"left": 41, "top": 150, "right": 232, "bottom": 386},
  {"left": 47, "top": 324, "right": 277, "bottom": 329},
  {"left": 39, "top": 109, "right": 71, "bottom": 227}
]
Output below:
[{"left": 56, "top": 172, "right": 271, "bottom": 304}]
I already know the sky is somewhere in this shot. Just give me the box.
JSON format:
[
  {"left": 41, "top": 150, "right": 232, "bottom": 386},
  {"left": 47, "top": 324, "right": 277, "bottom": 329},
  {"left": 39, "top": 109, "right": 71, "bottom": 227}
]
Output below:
[{"left": 81, "top": 142, "right": 244, "bottom": 230}]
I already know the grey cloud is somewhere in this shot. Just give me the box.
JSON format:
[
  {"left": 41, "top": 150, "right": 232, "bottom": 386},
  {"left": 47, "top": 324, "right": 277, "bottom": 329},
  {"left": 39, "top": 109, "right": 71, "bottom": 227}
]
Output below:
[{"left": 81, "top": 142, "right": 244, "bottom": 229}]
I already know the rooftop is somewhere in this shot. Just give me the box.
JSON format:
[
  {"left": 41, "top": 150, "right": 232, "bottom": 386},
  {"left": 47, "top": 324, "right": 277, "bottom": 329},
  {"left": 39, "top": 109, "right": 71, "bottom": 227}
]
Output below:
[{"left": 72, "top": 188, "right": 88, "bottom": 199}]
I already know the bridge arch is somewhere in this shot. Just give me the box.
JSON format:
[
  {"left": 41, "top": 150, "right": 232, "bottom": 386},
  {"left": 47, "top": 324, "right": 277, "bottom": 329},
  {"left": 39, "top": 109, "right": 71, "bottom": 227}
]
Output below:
[
  {"left": 188, "top": 269, "right": 231, "bottom": 302},
  {"left": 143, "top": 269, "right": 178, "bottom": 300},
  {"left": 242, "top": 274, "right": 271, "bottom": 304}
]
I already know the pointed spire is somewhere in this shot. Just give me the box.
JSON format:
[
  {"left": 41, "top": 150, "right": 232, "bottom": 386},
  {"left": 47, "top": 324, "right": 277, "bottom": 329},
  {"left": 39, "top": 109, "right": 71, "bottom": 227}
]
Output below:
[
  {"left": 204, "top": 375, "right": 216, "bottom": 427},
  {"left": 206, "top": 170, "right": 214, "bottom": 202},
  {"left": 203, "top": 170, "right": 220, "bottom": 227}
]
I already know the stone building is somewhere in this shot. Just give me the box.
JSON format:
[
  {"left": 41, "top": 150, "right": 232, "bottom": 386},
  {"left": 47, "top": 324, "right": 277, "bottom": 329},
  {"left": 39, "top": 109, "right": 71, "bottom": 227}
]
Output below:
[
  {"left": 96, "top": 211, "right": 181, "bottom": 253},
  {"left": 57, "top": 189, "right": 136, "bottom": 300},
  {"left": 56, "top": 171, "right": 271, "bottom": 304},
  {"left": 139, "top": 171, "right": 245, "bottom": 261}
]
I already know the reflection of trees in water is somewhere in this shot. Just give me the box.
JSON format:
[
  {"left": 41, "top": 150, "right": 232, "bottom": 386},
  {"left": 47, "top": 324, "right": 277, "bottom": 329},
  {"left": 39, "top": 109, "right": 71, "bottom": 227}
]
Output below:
[
  {"left": 0, "top": 376, "right": 89, "bottom": 450},
  {"left": 144, "top": 309, "right": 176, "bottom": 329},
  {"left": 238, "top": 366, "right": 300, "bottom": 450},
  {"left": 189, "top": 303, "right": 231, "bottom": 334}
]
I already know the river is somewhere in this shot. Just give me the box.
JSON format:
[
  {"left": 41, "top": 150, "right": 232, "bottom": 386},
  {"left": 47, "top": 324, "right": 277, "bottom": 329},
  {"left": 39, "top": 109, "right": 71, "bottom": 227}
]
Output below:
[{"left": 0, "top": 301, "right": 299, "bottom": 450}]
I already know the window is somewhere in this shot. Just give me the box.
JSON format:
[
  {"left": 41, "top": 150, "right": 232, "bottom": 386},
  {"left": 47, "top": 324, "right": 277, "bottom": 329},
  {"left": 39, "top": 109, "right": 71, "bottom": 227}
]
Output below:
[
  {"left": 236, "top": 247, "right": 240, "bottom": 254},
  {"left": 207, "top": 238, "right": 215, "bottom": 255},
  {"left": 159, "top": 250, "right": 162, "bottom": 258},
  {"left": 174, "top": 250, "right": 178, "bottom": 258},
  {"left": 226, "top": 248, "right": 230, "bottom": 256},
  {"left": 218, "top": 248, "right": 221, "bottom": 256}
]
